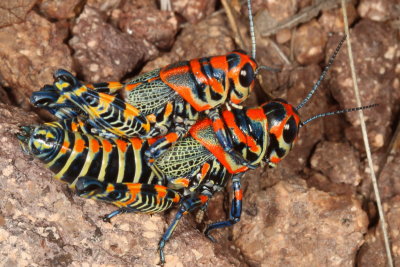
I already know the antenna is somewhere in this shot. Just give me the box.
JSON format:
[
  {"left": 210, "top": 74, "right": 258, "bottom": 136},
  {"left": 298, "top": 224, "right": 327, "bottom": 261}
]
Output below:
[
  {"left": 296, "top": 35, "right": 347, "bottom": 111},
  {"left": 247, "top": 0, "right": 256, "bottom": 59},
  {"left": 299, "top": 103, "right": 378, "bottom": 128}
]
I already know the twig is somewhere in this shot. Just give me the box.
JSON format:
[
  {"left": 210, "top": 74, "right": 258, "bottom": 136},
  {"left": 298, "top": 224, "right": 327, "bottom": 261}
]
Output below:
[
  {"left": 261, "top": 0, "right": 346, "bottom": 37},
  {"left": 341, "top": 2, "right": 394, "bottom": 267},
  {"left": 221, "top": 0, "right": 246, "bottom": 50},
  {"left": 268, "top": 38, "right": 291, "bottom": 65}
]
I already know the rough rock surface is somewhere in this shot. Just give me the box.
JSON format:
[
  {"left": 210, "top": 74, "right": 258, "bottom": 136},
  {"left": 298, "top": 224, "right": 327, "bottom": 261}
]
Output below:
[
  {"left": 0, "top": 11, "right": 73, "bottom": 110},
  {"left": 358, "top": 196, "right": 400, "bottom": 266},
  {"left": 294, "top": 19, "right": 327, "bottom": 65},
  {"left": 327, "top": 21, "right": 399, "bottom": 151},
  {"left": 143, "top": 13, "right": 235, "bottom": 72},
  {"left": 38, "top": 0, "right": 83, "bottom": 20},
  {"left": 0, "top": 0, "right": 37, "bottom": 27},
  {"left": 172, "top": 0, "right": 217, "bottom": 24},
  {"left": 116, "top": 2, "right": 178, "bottom": 50},
  {"left": 311, "top": 141, "right": 362, "bottom": 186},
  {"left": 69, "top": 6, "right": 157, "bottom": 82},
  {"left": 233, "top": 179, "right": 368, "bottom": 266}
]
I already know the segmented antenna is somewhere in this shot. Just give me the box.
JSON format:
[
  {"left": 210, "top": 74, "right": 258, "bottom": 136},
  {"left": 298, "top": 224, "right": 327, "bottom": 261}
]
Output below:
[
  {"left": 299, "top": 103, "right": 378, "bottom": 128},
  {"left": 247, "top": 0, "right": 256, "bottom": 59},
  {"left": 296, "top": 35, "right": 347, "bottom": 111}
]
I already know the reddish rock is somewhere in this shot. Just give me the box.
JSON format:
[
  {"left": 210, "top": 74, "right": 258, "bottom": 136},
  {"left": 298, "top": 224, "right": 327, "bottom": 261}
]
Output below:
[
  {"left": 0, "top": 11, "right": 73, "bottom": 110},
  {"left": 69, "top": 6, "right": 158, "bottom": 82},
  {"left": 0, "top": 87, "right": 11, "bottom": 105},
  {"left": 116, "top": 2, "right": 178, "bottom": 49},
  {"left": 358, "top": 196, "right": 400, "bottom": 266},
  {"left": 143, "top": 13, "right": 235, "bottom": 72},
  {"left": 172, "top": 0, "right": 216, "bottom": 24},
  {"left": 294, "top": 19, "right": 328, "bottom": 65},
  {"left": 86, "top": 0, "right": 123, "bottom": 14},
  {"left": 0, "top": 0, "right": 36, "bottom": 27},
  {"left": 319, "top": 3, "right": 358, "bottom": 33},
  {"left": 377, "top": 152, "right": 400, "bottom": 201},
  {"left": 233, "top": 180, "right": 368, "bottom": 266},
  {"left": 38, "top": 0, "right": 83, "bottom": 20},
  {"left": 279, "top": 64, "right": 331, "bottom": 175},
  {"left": 310, "top": 141, "right": 362, "bottom": 185},
  {"left": 358, "top": 0, "right": 400, "bottom": 22},
  {"left": 327, "top": 21, "right": 399, "bottom": 151},
  {"left": 246, "top": 0, "right": 299, "bottom": 22}
]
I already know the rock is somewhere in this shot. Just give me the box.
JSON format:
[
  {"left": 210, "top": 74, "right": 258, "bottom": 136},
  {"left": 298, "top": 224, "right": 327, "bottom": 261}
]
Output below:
[
  {"left": 69, "top": 6, "right": 158, "bottom": 82},
  {"left": 172, "top": 0, "right": 217, "bottom": 24},
  {"left": 0, "top": 11, "right": 73, "bottom": 110},
  {"left": 86, "top": 0, "right": 123, "bottom": 14},
  {"left": 280, "top": 64, "right": 330, "bottom": 175},
  {"left": 0, "top": 86, "right": 11, "bottom": 105},
  {"left": 319, "top": 3, "right": 357, "bottom": 33},
  {"left": 248, "top": 0, "right": 299, "bottom": 22},
  {"left": 294, "top": 19, "right": 328, "bottom": 65},
  {"left": 233, "top": 180, "right": 368, "bottom": 266},
  {"left": 377, "top": 152, "right": 400, "bottom": 201},
  {"left": 358, "top": 0, "right": 400, "bottom": 22},
  {"left": 310, "top": 141, "right": 362, "bottom": 186},
  {"left": 143, "top": 13, "right": 235, "bottom": 72},
  {"left": 0, "top": 103, "right": 241, "bottom": 266},
  {"left": 38, "top": 0, "right": 84, "bottom": 20},
  {"left": 327, "top": 21, "right": 399, "bottom": 151},
  {"left": 116, "top": 2, "right": 178, "bottom": 50},
  {"left": 357, "top": 196, "right": 400, "bottom": 265},
  {"left": 0, "top": 0, "right": 37, "bottom": 27}
]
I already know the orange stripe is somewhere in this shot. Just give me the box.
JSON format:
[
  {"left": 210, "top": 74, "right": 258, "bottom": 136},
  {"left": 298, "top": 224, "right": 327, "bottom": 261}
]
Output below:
[
  {"left": 123, "top": 184, "right": 142, "bottom": 206},
  {"left": 116, "top": 139, "right": 128, "bottom": 153},
  {"left": 212, "top": 118, "right": 225, "bottom": 132},
  {"left": 209, "top": 55, "right": 228, "bottom": 71},
  {"left": 164, "top": 102, "right": 173, "bottom": 117},
  {"left": 235, "top": 189, "right": 243, "bottom": 201},
  {"left": 155, "top": 185, "right": 167, "bottom": 203},
  {"left": 91, "top": 139, "right": 100, "bottom": 153},
  {"left": 130, "top": 138, "right": 142, "bottom": 150},
  {"left": 75, "top": 139, "right": 85, "bottom": 153},
  {"left": 174, "top": 178, "right": 190, "bottom": 187},
  {"left": 108, "top": 81, "right": 123, "bottom": 90},
  {"left": 125, "top": 83, "right": 141, "bottom": 91},
  {"left": 200, "top": 163, "right": 210, "bottom": 182},
  {"left": 71, "top": 122, "right": 79, "bottom": 132},
  {"left": 199, "top": 195, "right": 208, "bottom": 204},
  {"left": 147, "top": 114, "right": 156, "bottom": 123},
  {"left": 165, "top": 132, "right": 179, "bottom": 143},
  {"left": 246, "top": 108, "right": 266, "bottom": 121},
  {"left": 60, "top": 141, "right": 70, "bottom": 154},
  {"left": 270, "top": 156, "right": 281, "bottom": 164},
  {"left": 173, "top": 194, "right": 180, "bottom": 203},
  {"left": 102, "top": 140, "right": 112, "bottom": 152}
]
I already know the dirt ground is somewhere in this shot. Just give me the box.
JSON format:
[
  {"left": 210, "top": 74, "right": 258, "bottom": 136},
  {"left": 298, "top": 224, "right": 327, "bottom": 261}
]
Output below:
[{"left": 0, "top": 0, "right": 399, "bottom": 266}]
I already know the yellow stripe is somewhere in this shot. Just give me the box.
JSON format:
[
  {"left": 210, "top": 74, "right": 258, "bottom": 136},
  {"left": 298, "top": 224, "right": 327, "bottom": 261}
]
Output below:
[
  {"left": 54, "top": 132, "right": 82, "bottom": 180},
  {"left": 47, "top": 132, "right": 70, "bottom": 178},
  {"left": 98, "top": 139, "right": 111, "bottom": 182},
  {"left": 132, "top": 144, "right": 142, "bottom": 183},
  {"left": 71, "top": 135, "right": 96, "bottom": 187},
  {"left": 115, "top": 142, "right": 125, "bottom": 183}
]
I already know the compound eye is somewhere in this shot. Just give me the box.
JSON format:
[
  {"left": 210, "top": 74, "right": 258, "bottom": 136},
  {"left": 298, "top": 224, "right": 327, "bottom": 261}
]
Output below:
[
  {"left": 239, "top": 63, "right": 254, "bottom": 88},
  {"left": 82, "top": 93, "right": 99, "bottom": 106},
  {"left": 283, "top": 116, "right": 298, "bottom": 144}
]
